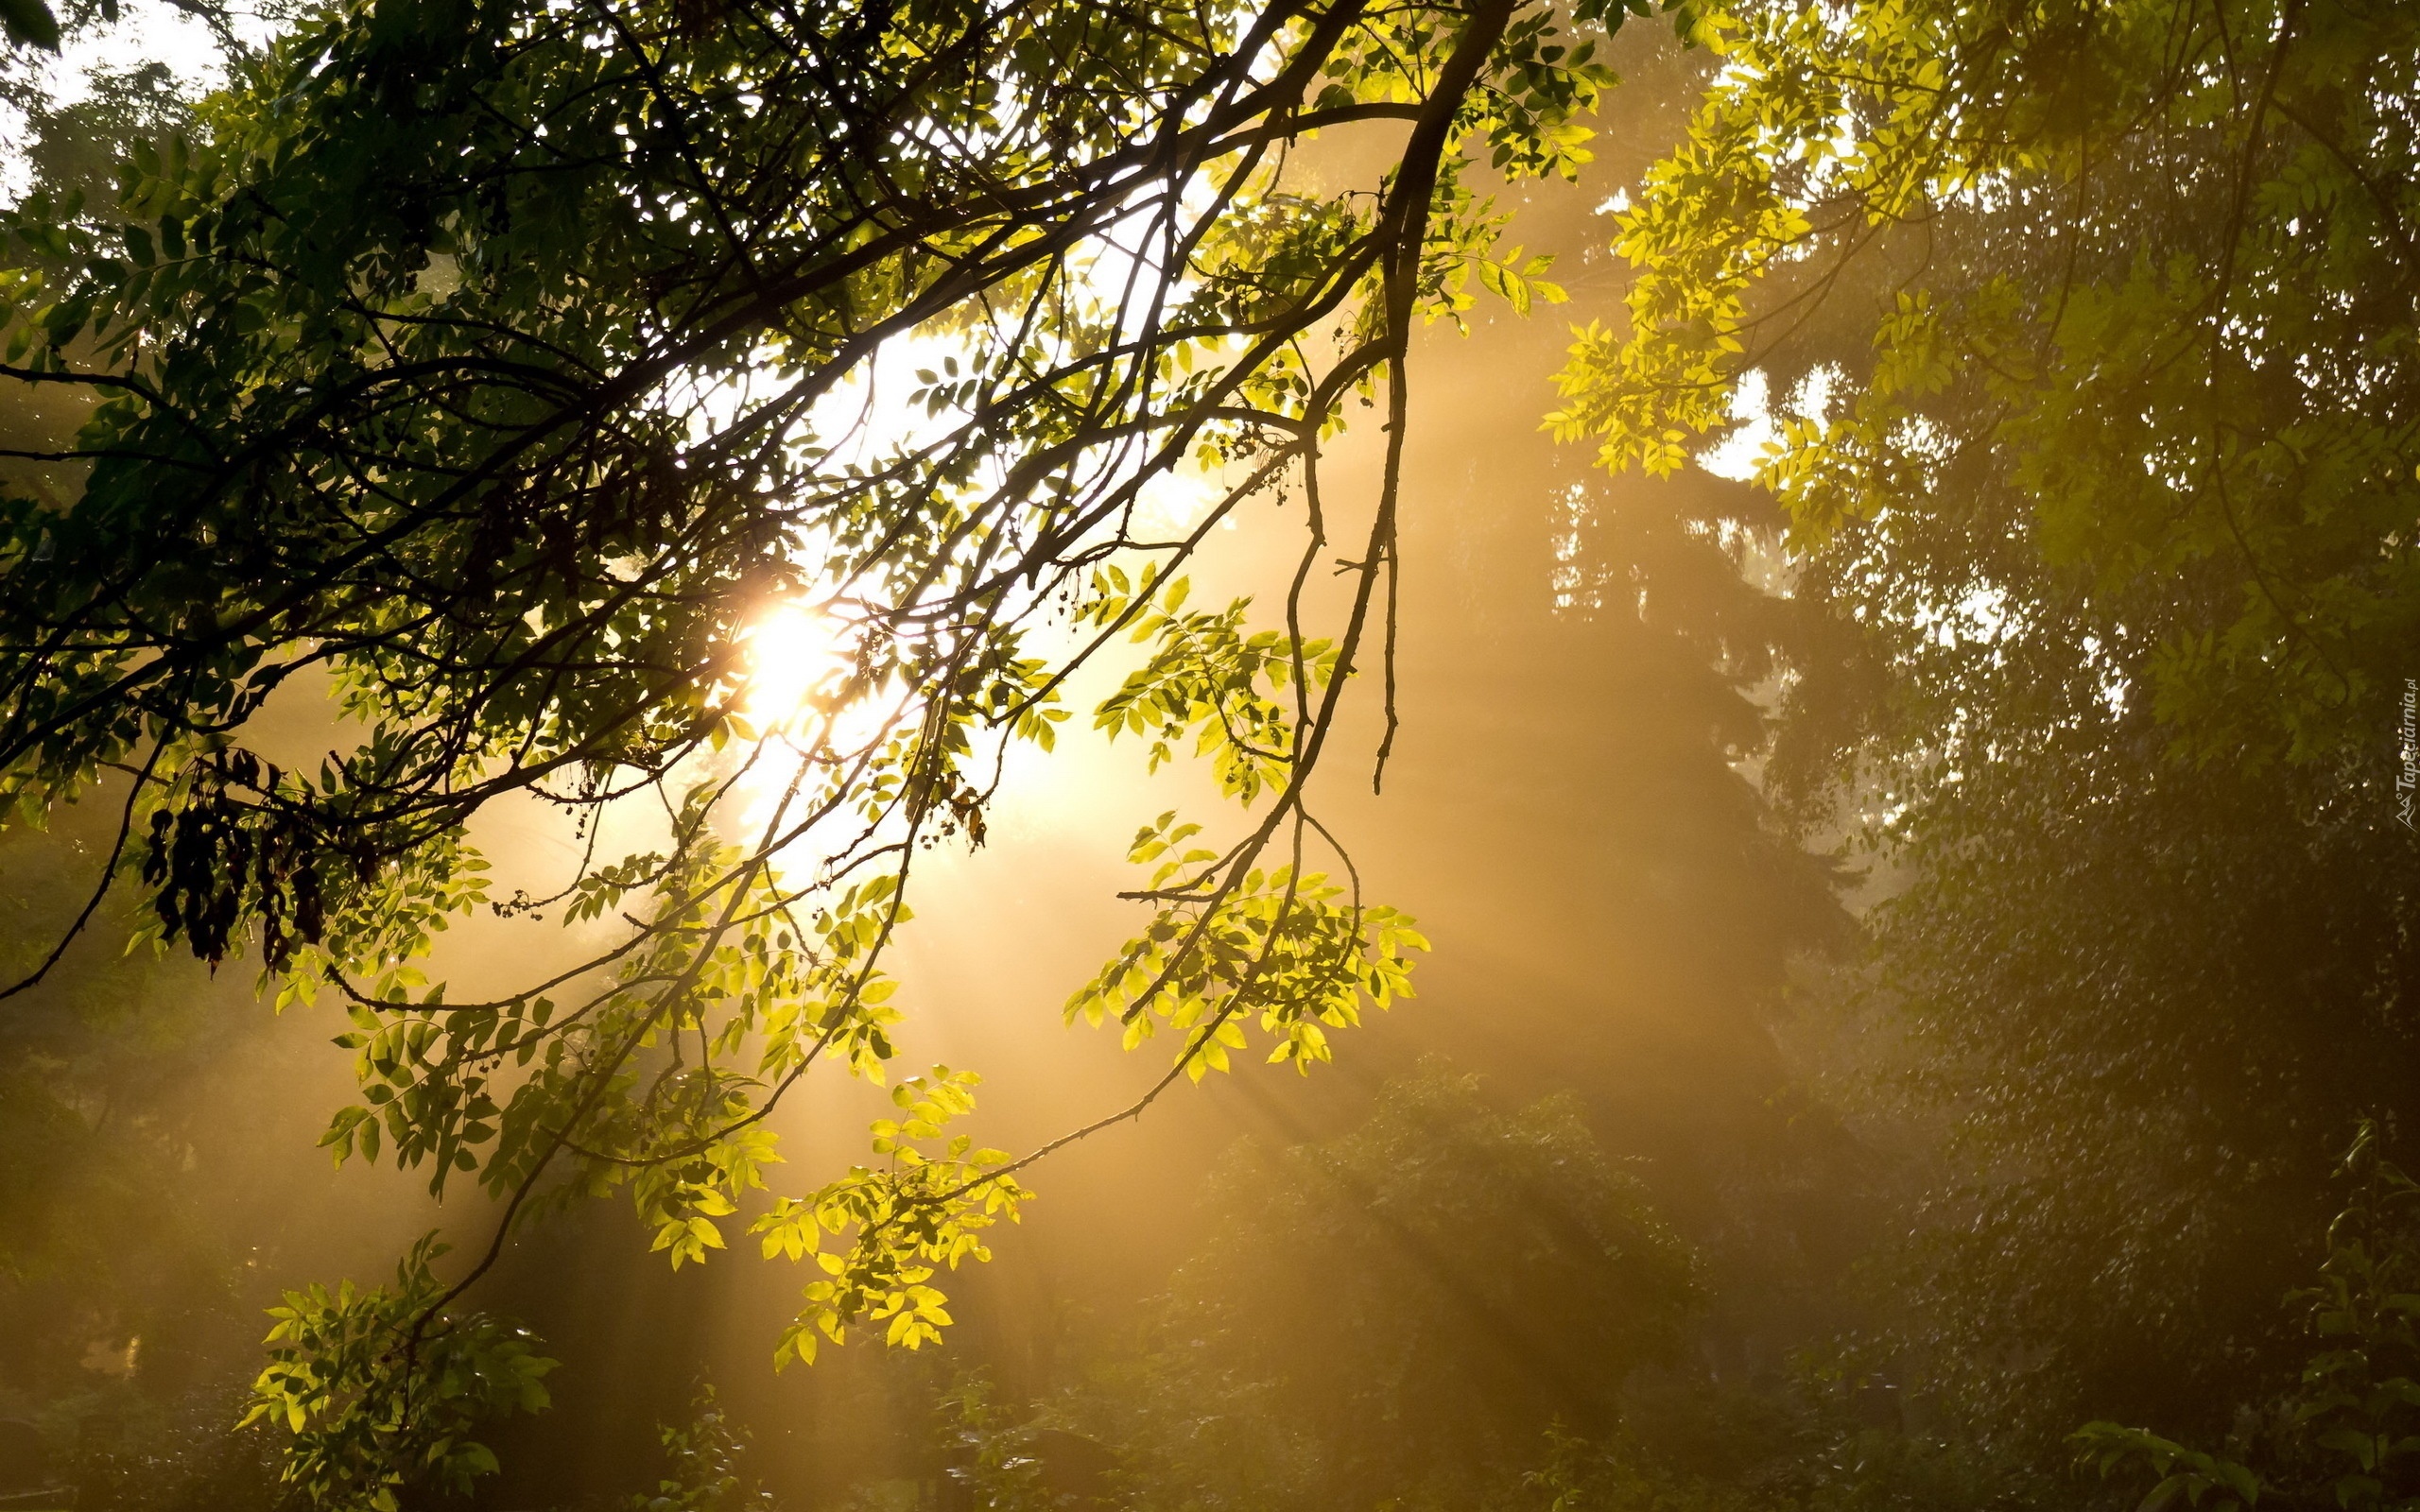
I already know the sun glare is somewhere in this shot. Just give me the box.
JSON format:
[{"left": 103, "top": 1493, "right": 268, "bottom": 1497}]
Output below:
[{"left": 741, "top": 604, "right": 856, "bottom": 732}]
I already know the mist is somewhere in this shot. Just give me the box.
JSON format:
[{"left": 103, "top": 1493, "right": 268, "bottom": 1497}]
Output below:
[{"left": 3, "top": 2, "right": 2414, "bottom": 1510}]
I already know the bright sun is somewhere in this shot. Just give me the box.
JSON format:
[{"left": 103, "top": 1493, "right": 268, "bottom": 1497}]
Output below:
[{"left": 740, "top": 604, "right": 855, "bottom": 732}]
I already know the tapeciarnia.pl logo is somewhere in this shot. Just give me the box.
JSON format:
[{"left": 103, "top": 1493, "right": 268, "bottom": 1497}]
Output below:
[{"left": 2400, "top": 678, "right": 2417, "bottom": 832}]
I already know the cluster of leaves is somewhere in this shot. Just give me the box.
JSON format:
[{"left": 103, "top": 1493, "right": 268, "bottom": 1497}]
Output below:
[
  {"left": 1066, "top": 810, "right": 1426, "bottom": 1079},
  {"left": 2075, "top": 1126, "right": 2420, "bottom": 1512},
  {"left": 1554, "top": 0, "right": 2420, "bottom": 774},
  {"left": 1086, "top": 569, "right": 1337, "bottom": 805},
  {"left": 752, "top": 1067, "right": 1030, "bottom": 1365},
  {"left": 629, "top": 1383, "right": 777, "bottom": 1512},
  {"left": 0, "top": 0, "right": 56, "bottom": 48},
  {"left": 931, "top": 1377, "right": 1059, "bottom": 1512},
  {"left": 242, "top": 1237, "right": 555, "bottom": 1512}
]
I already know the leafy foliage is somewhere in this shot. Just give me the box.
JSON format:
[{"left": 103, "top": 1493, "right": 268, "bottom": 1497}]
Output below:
[
  {"left": 2076, "top": 1127, "right": 2420, "bottom": 1512},
  {"left": 1555, "top": 0, "right": 2419, "bottom": 773},
  {"left": 1050, "top": 1069, "right": 1702, "bottom": 1510},
  {"left": 1548, "top": 0, "right": 2420, "bottom": 1451},
  {"left": 243, "top": 1237, "right": 555, "bottom": 1511},
  {"left": 840, "top": 1068, "right": 2049, "bottom": 1512},
  {"left": 1064, "top": 809, "right": 1426, "bottom": 1079},
  {"left": 629, "top": 1383, "right": 776, "bottom": 1512},
  {"left": 931, "top": 1377, "right": 1058, "bottom": 1512},
  {"left": 68, "top": 1387, "right": 297, "bottom": 1512},
  {"left": 0, "top": 0, "right": 1664, "bottom": 1492},
  {"left": 0, "top": 0, "right": 60, "bottom": 50}
]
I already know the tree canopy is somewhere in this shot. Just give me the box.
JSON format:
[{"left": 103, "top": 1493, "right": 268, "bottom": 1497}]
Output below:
[
  {"left": 4, "top": 0, "right": 2416, "bottom": 1503},
  {"left": 0, "top": 0, "right": 1658, "bottom": 1499},
  {"left": 1558, "top": 0, "right": 2418, "bottom": 777},
  {"left": 1552, "top": 0, "right": 2420, "bottom": 1446}
]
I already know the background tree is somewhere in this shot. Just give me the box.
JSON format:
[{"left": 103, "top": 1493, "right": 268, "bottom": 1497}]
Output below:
[
  {"left": 1076, "top": 1067, "right": 1700, "bottom": 1512},
  {"left": 1556, "top": 0, "right": 2420, "bottom": 1452}
]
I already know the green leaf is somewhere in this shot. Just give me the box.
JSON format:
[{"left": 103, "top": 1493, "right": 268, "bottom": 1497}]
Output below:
[{"left": 0, "top": 0, "right": 60, "bottom": 50}]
